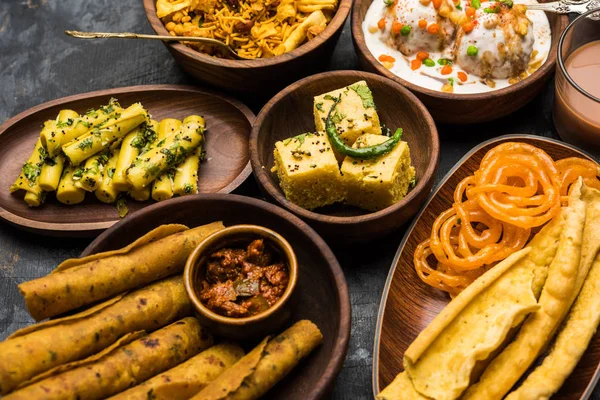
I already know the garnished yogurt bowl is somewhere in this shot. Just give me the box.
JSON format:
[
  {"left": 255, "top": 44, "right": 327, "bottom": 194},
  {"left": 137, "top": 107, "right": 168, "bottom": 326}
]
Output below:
[{"left": 351, "top": 0, "right": 568, "bottom": 123}]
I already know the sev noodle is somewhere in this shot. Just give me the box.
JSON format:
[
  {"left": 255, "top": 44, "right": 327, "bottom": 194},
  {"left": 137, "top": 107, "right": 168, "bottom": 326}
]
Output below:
[{"left": 156, "top": 0, "right": 338, "bottom": 58}]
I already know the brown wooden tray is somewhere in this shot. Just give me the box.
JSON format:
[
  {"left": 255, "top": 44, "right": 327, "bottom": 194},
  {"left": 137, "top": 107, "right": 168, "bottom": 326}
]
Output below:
[
  {"left": 372, "top": 134, "right": 600, "bottom": 400},
  {"left": 0, "top": 85, "right": 254, "bottom": 237},
  {"left": 81, "top": 193, "right": 351, "bottom": 400}
]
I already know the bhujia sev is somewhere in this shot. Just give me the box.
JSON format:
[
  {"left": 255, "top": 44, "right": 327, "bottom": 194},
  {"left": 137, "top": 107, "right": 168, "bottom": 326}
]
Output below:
[
  {"left": 414, "top": 142, "right": 600, "bottom": 296},
  {"left": 156, "top": 0, "right": 338, "bottom": 59}
]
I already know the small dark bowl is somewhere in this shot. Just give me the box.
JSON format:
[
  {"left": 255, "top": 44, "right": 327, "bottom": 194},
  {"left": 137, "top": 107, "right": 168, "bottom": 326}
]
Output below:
[
  {"left": 184, "top": 224, "right": 298, "bottom": 340},
  {"left": 143, "top": 0, "right": 352, "bottom": 97},
  {"left": 351, "top": 1, "right": 569, "bottom": 124},
  {"left": 250, "top": 70, "right": 440, "bottom": 242}
]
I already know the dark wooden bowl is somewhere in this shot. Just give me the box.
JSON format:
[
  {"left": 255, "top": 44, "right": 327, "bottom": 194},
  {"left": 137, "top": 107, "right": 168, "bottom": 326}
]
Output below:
[
  {"left": 143, "top": 0, "right": 352, "bottom": 96},
  {"left": 351, "top": 4, "right": 569, "bottom": 124},
  {"left": 81, "top": 193, "right": 351, "bottom": 400},
  {"left": 250, "top": 70, "right": 440, "bottom": 242},
  {"left": 0, "top": 85, "right": 254, "bottom": 237},
  {"left": 373, "top": 135, "right": 600, "bottom": 399}
]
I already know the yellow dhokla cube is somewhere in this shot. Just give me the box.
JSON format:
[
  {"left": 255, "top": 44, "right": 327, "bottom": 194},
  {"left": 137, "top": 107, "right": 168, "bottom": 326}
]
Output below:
[
  {"left": 341, "top": 134, "right": 415, "bottom": 211},
  {"left": 313, "top": 81, "right": 382, "bottom": 161},
  {"left": 271, "top": 131, "right": 345, "bottom": 210}
]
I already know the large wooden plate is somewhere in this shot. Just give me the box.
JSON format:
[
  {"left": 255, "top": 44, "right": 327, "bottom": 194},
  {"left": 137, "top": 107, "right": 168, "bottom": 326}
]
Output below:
[
  {"left": 0, "top": 85, "right": 254, "bottom": 236},
  {"left": 82, "top": 193, "right": 351, "bottom": 400},
  {"left": 373, "top": 135, "right": 600, "bottom": 399}
]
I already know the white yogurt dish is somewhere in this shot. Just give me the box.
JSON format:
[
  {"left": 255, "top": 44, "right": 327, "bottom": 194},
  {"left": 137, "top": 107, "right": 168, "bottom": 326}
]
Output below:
[{"left": 362, "top": 0, "right": 551, "bottom": 94}]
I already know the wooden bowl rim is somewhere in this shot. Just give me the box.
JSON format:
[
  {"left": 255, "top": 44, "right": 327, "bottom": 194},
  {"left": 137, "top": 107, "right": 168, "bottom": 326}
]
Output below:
[
  {"left": 0, "top": 84, "right": 254, "bottom": 234},
  {"left": 371, "top": 134, "right": 600, "bottom": 399},
  {"left": 351, "top": 3, "right": 570, "bottom": 101},
  {"left": 81, "top": 192, "right": 352, "bottom": 400},
  {"left": 142, "top": 0, "right": 352, "bottom": 68},
  {"left": 250, "top": 69, "right": 440, "bottom": 225}
]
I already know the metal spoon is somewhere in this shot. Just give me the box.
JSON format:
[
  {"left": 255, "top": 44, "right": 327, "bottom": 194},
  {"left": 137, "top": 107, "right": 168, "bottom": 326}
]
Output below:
[
  {"left": 64, "top": 30, "right": 253, "bottom": 60},
  {"left": 525, "top": 0, "right": 600, "bottom": 17}
]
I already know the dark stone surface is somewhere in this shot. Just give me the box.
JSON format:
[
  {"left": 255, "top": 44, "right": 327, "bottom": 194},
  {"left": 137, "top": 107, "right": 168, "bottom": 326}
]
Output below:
[{"left": 0, "top": 0, "right": 598, "bottom": 399}]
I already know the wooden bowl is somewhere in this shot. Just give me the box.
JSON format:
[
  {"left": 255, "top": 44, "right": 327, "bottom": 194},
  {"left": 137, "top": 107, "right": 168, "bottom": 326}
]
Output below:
[
  {"left": 250, "top": 70, "right": 440, "bottom": 242},
  {"left": 0, "top": 85, "right": 254, "bottom": 237},
  {"left": 351, "top": 4, "right": 569, "bottom": 124},
  {"left": 373, "top": 135, "right": 600, "bottom": 399},
  {"left": 82, "top": 193, "right": 351, "bottom": 400},
  {"left": 184, "top": 224, "right": 299, "bottom": 340},
  {"left": 143, "top": 0, "right": 352, "bottom": 96}
]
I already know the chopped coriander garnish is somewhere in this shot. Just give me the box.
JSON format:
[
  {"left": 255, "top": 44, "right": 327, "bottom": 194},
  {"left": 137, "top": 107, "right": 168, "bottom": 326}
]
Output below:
[
  {"left": 315, "top": 102, "right": 324, "bottom": 112},
  {"left": 183, "top": 183, "right": 194, "bottom": 194},
  {"left": 500, "top": 0, "right": 513, "bottom": 7},
  {"left": 56, "top": 118, "right": 74, "bottom": 128},
  {"left": 22, "top": 162, "right": 41, "bottom": 182},
  {"left": 471, "top": 0, "right": 481, "bottom": 8},
  {"left": 107, "top": 167, "right": 116, "bottom": 179},
  {"left": 77, "top": 137, "right": 94, "bottom": 151},
  {"left": 349, "top": 83, "right": 376, "bottom": 109},
  {"left": 72, "top": 168, "right": 84, "bottom": 180},
  {"left": 116, "top": 196, "right": 128, "bottom": 218},
  {"left": 448, "top": 77, "right": 455, "bottom": 86},
  {"left": 455, "top": 3, "right": 462, "bottom": 9}
]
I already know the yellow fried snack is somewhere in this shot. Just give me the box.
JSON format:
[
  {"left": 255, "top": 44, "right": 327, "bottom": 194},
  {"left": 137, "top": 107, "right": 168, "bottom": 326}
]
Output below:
[
  {"left": 463, "top": 180, "right": 587, "bottom": 400},
  {"left": 109, "top": 343, "right": 245, "bottom": 400},
  {"left": 506, "top": 187, "right": 600, "bottom": 400},
  {"left": 193, "top": 320, "right": 323, "bottom": 400},
  {"left": 18, "top": 222, "right": 225, "bottom": 321},
  {"left": 377, "top": 372, "right": 428, "bottom": 400},
  {"left": 3, "top": 317, "right": 212, "bottom": 400},
  {"left": 0, "top": 276, "right": 191, "bottom": 395},
  {"left": 403, "top": 247, "right": 537, "bottom": 400}
]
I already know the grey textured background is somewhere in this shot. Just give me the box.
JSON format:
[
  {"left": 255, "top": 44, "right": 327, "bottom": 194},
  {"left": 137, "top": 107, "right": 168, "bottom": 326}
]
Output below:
[{"left": 0, "top": 0, "right": 599, "bottom": 399}]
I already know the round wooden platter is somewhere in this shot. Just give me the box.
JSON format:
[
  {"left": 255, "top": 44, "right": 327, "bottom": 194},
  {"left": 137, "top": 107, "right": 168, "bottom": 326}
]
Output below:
[
  {"left": 0, "top": 85, "right": 254, "bottom": 237},
  {"left": 81, "top": 193, "right": 351, "bottom": 400},
  {"left": 372, "top": 135, "right": 600, "bottom": 399}
]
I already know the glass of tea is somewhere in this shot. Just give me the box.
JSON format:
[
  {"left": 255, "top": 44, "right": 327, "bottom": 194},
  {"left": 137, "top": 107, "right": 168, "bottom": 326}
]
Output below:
[{"left": 554, "top": 9, "right": 600, "bottom": 149}]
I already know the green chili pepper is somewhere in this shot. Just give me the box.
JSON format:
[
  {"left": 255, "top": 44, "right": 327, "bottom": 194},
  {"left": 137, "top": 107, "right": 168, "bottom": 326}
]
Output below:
[
  {"left": 325, "top": 99, "right": 402, "bottom": 159},
  {"left": 467, "top": 45, "right": 478, "bottom": 56},
  {"left": 401, "top": 25, "right": 411, "bottom": 35}
]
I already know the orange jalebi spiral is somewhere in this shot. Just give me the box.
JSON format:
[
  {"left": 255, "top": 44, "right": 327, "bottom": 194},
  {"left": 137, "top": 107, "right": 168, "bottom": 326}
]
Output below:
[
  {"left": 412, "top": 142, "right": 593, "bottom": 296},
  {"left": 556, "top": 157, "right": 600, "bottom": 204},
  {"left": 468, "top": 143, "right": 562, "bottom": 228}
]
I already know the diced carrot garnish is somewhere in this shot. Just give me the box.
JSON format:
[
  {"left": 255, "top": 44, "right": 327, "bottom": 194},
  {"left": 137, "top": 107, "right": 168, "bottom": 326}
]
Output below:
[
  {"left": 432, "top": 0, "right": 442, "bottom": 8},
  {"left": 416, "top": 51, "right": 429, "bottom": 61},
  {"left": 466, "top": 6, "right": 476, "bottom": 16},
  {"left": 441, "top": 65, "right": 453, "bottom": 75},
  {"left": 378, "top": 18, "right": 386, "bottom": 30},
  {"left": 379, "top": 54, "right": 396, "bottom": 63},
  {"left": 418, "top": 19, "right": 428, "bottom": 29},
  {"left": 462, "top": 21, "right": 475, "bottom": 33},
  {"left": 427, "top": 23, "right": 440, "bottom": 34},
  {"left": 392, "top": 21, "right": 403, "bottom": 34},
  {"left": 411, "top": 59, "right": 423, "bottom": 70},
  {"left": 457, "top": 71, "right": 468, "bottom": 82}
]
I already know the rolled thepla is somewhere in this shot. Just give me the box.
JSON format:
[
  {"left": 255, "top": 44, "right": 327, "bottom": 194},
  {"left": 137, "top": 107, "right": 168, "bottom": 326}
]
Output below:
[
  {"left": 193, "top": 320, "right": 323, "bottom": 400},
  {"left": 18, "top": 222, "right": 225, "bottom": 321},
  {"left": 3, "top": 317, "right": 212, "bottom": 400},
  {"left": 109, "top": 343, "right": 244, "bottom": 400},
  {"left": 0, "top": 276, "right": 192, "bottom": 395}
]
